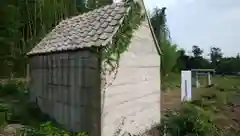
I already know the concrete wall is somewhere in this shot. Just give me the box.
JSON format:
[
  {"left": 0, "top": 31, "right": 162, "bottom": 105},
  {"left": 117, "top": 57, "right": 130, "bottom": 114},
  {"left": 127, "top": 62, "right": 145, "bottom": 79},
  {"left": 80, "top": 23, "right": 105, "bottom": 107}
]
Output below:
[
  {"left": 29, "top": 50, "right": 101, "bottom": 135},
  {"left": 102, "top": 21, "right": 161, "bottom": 136}
]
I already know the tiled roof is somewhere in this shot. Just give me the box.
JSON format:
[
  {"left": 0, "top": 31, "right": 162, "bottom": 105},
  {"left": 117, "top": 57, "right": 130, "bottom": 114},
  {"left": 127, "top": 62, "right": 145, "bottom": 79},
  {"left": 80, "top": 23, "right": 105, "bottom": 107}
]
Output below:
[{"left": 27, "top": 2, "right": 128, "bottom": 55}]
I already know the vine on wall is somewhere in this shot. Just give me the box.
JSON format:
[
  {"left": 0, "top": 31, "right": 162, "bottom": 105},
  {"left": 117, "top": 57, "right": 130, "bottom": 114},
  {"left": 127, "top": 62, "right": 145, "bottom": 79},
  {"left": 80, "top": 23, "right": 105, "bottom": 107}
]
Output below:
[{"left": 101, "top": 0, "right": 145, "bottom": 89}]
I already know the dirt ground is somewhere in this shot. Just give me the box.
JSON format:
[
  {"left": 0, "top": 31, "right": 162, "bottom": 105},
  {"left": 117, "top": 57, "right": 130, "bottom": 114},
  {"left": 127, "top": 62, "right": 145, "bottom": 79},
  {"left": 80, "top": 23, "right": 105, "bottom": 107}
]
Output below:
[{"left": 161, "top": 89, "right": 181, "bottom": 113}]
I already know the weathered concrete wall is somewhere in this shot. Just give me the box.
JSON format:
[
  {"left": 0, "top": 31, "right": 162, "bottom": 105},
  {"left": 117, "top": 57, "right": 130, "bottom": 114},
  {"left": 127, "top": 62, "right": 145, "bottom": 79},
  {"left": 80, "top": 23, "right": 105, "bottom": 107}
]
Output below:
[
  {"left": 29, "top": 50, "right": 101, "bottom": 135},
  {"left": 102, "top": 20, "right": 161, "bottom": 135}
]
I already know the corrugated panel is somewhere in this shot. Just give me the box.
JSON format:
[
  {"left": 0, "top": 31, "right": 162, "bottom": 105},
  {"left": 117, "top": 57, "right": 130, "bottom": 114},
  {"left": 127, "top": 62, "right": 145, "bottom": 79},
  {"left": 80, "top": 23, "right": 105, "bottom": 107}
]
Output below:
[
  {"left": 70, "top": 106, "right": 80, "bottom": 130},
  {"left": 38, "top": 97, "right": 43, "bottom": 111},
  {"left": 47, "top": 55, "right": 51, "bottom": 101},
  {"left": 57, "top": 56, "right": 61, "bottom": 85},
  {"left": 41, "top": 97, "right": 46, "bottom": 112},
  {"left": 39, "top": 56, "right": 43, "bottom": 97},
  {"left": 69, "top": 58, "right": 76, "bottom": 130},
  {"left": 62, "top": 104, "right": 68, "bottom": 129},
  {"left": 69, "top": 106, "right": 75, "bottom": 131},
  {"left": 29, "top": 50, "right": 102, "bottom": 133},
  {"left": 53, "top": 56, "right": 57, "bottom": 85},
  {"left": 64, "top": 105, "right": 69, "bottom": 128},
  {"left": 75, "top": 57, "right": 82, "bottom": 107},
  {"left": 59, "top": 103, "right": 64, "bottom": 125},
  {"left": 59, "top": 58, "right": 64, "bottom": 103},
  {"left": 42, "top": 55, "right": 46, "bottom": 98},
  {"left": 69, "top": 58, "right": 75, "bottom": 105},
  {"left": 35, "top": 69, "right": 40, "bottom": 98},
  {"left": 53, "top": 102, "right": 61, "bottom": 124},
  {"left": 29, "top": 68, "right": 36, "bottom": 101},
  {"left": 63, "top": 59, "right": 68, "bottom": 86}
]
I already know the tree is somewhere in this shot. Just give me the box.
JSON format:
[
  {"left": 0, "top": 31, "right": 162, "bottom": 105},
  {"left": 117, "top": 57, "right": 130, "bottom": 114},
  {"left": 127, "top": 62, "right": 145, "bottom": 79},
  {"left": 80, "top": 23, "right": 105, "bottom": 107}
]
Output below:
[
  {"left": 150, "top": 7, "right": 179, "bottom": 77},
  {"left": 175, "top": 49, "right": 189, "bottom": 71},
  {"left": 150, "top": 7, "right": 170, "bottom": 44},
  {"left": 0, "top": 0, "right": 88, "bottom": 78},
  {"left": 161, "top": 41, "right": 180, "bottom": 76},
  {"left": 174, "top": 45, "right": 210, "bottom": 70},
  {"left": 192, "top": 45, "right": 203, "bottom": 57},
  {"left": 86, "top": 0, "right": 112, "bottom": 10},
  {"left": 210, "top": 47, "right": 222, "bottom": 68}
]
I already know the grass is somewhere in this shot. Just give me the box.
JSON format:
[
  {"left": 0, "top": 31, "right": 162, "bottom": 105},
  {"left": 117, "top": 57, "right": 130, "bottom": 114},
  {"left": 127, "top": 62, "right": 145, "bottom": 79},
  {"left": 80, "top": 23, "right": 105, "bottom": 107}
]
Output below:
[
  {"left": 161, "top": 74, "right": 240, "bottom": 135},
  {"left": 161, "top": 73, "right": 180, "bottom": 91},
  {"left": 195, "top": 76, "right": 240, "bottom": 132}
]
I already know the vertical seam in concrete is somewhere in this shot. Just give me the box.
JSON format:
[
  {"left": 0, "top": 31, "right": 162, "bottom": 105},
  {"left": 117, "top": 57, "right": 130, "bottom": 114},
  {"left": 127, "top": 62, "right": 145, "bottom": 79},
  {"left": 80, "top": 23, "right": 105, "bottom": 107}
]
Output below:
[
  {"left": 98, "top": 51, "right": 102, "bottom": 136},
  {"left": 67, "top": 55, "right": 71, "bottom": 130},
  {"left": 81, "top": 54, "right": 88, "bottom": 132}
]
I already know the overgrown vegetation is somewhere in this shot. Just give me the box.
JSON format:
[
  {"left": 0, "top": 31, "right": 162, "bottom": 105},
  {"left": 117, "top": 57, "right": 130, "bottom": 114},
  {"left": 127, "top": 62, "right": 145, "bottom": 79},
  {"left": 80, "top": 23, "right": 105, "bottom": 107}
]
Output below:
[
  {"left": 21, "top": 122, "right": 88, "bottom": 136},
  {"left": 102, "top": 0, "right": 143, "bottom": 88},
  {"left": 161, "top": 103, "right": 218, "bottom": 136},
  {"left": 159, "top": 76, "right": 240, "bottom": 136},
  {"left": 0, "top": 80, "right": 88, "bottom": 135}
]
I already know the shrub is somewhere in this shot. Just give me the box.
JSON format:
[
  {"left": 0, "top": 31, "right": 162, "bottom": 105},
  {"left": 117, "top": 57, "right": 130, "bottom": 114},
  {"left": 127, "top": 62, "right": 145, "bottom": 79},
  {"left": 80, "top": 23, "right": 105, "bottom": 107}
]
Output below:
[
  {"left": 0, "top": 104, "right": 11, "bottom": 125},
  {"left": 0, "top": 83, "right": 2, "bottom": 91},
  {"left": 161, "top": 103, "right": 219, "bottom": 136},
  {"left": 21, "top": 122, "right": 88, "bottom": 136},
  {"left": 0, "top": 80, "right": 20, "bottom": 97}
]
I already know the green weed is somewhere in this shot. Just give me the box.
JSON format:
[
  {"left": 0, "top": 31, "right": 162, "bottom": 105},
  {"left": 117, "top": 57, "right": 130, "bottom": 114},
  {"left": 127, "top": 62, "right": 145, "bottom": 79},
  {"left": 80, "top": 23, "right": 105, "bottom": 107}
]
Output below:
[{"left": 161, "top": 103, "right": 218, "bottom": 136}]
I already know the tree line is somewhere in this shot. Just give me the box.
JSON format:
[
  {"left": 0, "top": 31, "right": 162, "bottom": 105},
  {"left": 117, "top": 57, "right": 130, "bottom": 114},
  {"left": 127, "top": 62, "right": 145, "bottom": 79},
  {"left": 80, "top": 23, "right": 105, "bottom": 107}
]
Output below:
[
  {"left": 177, "top": 45, "right": 240, "bottom": 75},
  {"left": 150, "top": 7, "right": 240, "bottom": 77}
]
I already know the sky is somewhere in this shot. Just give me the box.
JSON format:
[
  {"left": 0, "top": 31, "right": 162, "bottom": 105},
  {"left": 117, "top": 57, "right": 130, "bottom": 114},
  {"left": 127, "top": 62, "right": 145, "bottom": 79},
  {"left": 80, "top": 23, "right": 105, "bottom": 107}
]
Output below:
[{"left": 144, "top": 0, "right": 240, "bottom": 57}]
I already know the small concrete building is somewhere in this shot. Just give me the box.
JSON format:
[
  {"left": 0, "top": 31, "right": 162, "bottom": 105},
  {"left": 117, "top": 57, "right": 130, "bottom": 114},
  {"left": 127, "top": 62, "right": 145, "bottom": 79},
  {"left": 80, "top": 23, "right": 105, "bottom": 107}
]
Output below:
[{"left": 27, "top": 0, "right": 161, "bottom": 136}]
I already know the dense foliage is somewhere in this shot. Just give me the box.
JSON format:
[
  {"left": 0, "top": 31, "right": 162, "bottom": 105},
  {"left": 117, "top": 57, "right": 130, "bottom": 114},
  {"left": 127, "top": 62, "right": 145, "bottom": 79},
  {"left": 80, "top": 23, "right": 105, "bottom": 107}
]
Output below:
[
  {"left": 150, "top": 7, "right": 180, "bottom": 77},
  {"left": 0, "top": 0, "right": 112, "bottom": 78}
]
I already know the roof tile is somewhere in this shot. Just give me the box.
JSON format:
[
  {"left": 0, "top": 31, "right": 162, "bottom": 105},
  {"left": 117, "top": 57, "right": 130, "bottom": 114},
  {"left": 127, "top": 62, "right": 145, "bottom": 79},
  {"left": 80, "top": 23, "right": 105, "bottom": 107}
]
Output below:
[
  {"left": 96, "top": 28, "right": 104, "bottom": 35},
  {"left": 92, "top": 22, "right": 101, "bottom": 30},
  {"left": 113, "top": 14, "right": 122, "bottom": 20},
  {"left": 92, "top": 35, "right": 99, "bottom": 41},
  {"left": 27, "top": 2, "right": 128, "bottom": 55},
  {"left": 106, "top": 16, "right": 113, "bottom": 22},
  {"left": 99, "top": 33, "right": 110, "bottom": 40},
  {"left": 109, "top": 20, "right": 118, "bottom": 26},
  {"left": 101, "top": 22, "right": 108, "bottom": 28},
  {"left": 104, "top": 26, "right": 114, "bottom": 33},
  {"left": 89, "top": 29, "right": 97, "bottom": 36}
]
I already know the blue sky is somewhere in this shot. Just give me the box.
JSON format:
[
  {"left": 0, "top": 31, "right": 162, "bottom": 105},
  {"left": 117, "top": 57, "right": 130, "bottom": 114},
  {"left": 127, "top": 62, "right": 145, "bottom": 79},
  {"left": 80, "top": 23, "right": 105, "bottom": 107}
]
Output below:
[{"left": 144, "top": 0, "right": 240, "bottom": 57}]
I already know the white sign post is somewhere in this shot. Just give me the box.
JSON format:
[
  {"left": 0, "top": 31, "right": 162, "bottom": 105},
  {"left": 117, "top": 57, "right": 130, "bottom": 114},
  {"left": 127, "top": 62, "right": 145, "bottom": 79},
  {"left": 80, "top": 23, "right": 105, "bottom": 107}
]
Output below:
[{"left": 181, "top": 71, "right": 192, "bottom": 101}]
